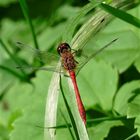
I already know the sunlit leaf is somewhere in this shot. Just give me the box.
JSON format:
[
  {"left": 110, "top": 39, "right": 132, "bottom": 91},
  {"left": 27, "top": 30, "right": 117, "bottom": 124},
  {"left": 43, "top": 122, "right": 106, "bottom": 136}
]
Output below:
[
  {"left": 127, "top": 93, "right": 140, "bottom": 118},
  {"left": 88, "top": 120, "right": 123, "bottom": 140},
  {"left": 78, "top": 59, "right": 118, "bottom": 111},
  {"left": 114, "top": 80, "right": 140, "bottom": 115}
]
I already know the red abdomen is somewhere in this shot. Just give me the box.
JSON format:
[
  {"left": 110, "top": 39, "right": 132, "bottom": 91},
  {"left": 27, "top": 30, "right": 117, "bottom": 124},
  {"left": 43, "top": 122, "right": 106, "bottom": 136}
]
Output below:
[{"left": 69, "top": 71, "right": 86, "bottom": 124}]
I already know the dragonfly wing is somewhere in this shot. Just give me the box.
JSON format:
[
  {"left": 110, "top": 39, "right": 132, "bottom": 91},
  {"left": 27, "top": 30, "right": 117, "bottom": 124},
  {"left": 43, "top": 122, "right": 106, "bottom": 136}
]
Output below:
[
  {"left": 16, "top": 64, "right": 66, "bottom": 75},
  {"left": 75, "top": 39, "right": 118, "bottom": 75},
  {"left": 16, "top": 42, "right": 60, "bottom": 66}
]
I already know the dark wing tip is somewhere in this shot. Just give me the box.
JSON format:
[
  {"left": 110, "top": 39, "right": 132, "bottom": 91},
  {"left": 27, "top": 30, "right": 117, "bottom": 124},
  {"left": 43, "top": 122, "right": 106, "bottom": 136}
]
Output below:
[
  {"left": 16, "top": 66, "right": 22, "bottom": 69},
  {"left": 15, "top": 41, "right": 23, "bottom": 48},
  {"left": 113, "top": 38, "right": 118, "bottom": 42}
]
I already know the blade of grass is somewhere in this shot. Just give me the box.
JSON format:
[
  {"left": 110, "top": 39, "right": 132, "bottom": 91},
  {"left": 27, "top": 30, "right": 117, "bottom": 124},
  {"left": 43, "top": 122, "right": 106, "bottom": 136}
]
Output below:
[
  {"left": 44, "top": 62, "right": 62, "bottom": 140},
  {"left": 63, "top": 2, "right": 101, "bottom": 42},
  {"left": 123, "top": 132, "right": 137, "bottom": 140},
  {"left": 0, "top": 65, "right": 27, "bottom": 81},
  {"left": 71, "top": 6, "right": 111, "bottom": 50},
  {"left": 0, "top": 39, "right": 27, "bottom": 79},
  {"left": 67, "top": 78, "right": 89, "bottom": 140},
  {"left": 60, "top": 109, "right": 75, "bottom": 140},
  {"left": 0, "top": 84, "right": 12, "bottom": 100},
  {"left": 100, "top": 2, "right": 140, "bottom": 28},
  {"left": 71, "top": 0, "right": 139, "bottom": 50},
  {"left": 59, "top": 75, "right": 80, "bottom": 140},
  {"left": 18, "top": 0, "right": 39, "bottom": 50},
  {"left": 76, "top": 38, "right": 118, "bottom": 75},
  {"left": 36, "top": 124, "right": 71, "bottom": 129},
  {"left": 0, "top": 39, "right": 19, "bottom": 65},
  {"left": 39, "top": 116, "right": 127, "bottom": 129}
]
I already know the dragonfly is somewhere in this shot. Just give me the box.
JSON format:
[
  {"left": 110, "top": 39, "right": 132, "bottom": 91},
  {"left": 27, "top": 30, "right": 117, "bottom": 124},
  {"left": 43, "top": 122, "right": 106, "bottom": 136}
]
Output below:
[{"left": 16, "top": 38, "right": 117, "bottom": 125}]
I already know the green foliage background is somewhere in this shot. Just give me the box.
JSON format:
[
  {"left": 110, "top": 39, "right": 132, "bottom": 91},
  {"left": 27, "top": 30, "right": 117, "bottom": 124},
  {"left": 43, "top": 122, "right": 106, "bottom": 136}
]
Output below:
[{"left": 0, "top": 0, "right": 140, "bottom": 140}]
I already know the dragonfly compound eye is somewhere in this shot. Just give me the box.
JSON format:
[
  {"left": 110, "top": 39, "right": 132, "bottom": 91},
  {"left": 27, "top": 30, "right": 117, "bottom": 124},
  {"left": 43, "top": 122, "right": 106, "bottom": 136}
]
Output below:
[{"left": 57, "top": 43, "right": 71, "bottom": 55}]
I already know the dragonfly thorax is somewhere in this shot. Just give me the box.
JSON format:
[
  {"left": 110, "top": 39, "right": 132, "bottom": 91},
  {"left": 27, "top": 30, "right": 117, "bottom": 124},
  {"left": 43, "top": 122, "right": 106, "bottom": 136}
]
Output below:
[{"left": 61, "top": 52, "right": 77, "bottom": 71}]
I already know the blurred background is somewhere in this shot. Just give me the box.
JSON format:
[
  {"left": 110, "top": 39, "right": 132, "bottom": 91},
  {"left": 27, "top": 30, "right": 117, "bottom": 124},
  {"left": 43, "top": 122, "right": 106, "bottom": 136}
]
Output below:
[{"left": 0, "top": 0, "right": 140, "bottom": 140}]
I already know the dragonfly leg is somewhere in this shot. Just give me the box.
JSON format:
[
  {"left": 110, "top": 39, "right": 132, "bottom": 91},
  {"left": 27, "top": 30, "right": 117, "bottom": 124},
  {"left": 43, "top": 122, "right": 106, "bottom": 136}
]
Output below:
[
  {"left": 72, "top": 49, "right": 88, "bottom": 59},
  {"left": 74, "top": 59, "right": 79, "bottom": 64}
]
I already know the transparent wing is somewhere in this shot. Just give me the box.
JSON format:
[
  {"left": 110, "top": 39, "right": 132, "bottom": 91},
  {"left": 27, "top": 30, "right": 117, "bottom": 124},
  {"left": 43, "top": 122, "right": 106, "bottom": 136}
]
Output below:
[
  {"left": 16, "top": 42, "right": 60, "bottom": 66},
  {"left": 70, "top": 16, "right": 114, "bottom": 67},
  {"left": 75, "top": 39, "right": 118, "bottom": 75},
  {"left": 16, "top": 65, "right": 66, "bottom": 75},
  {"left": 16, "top": 61, "right": 70, "bottom": 77},
  {"left": 15, "top": 42, "right": 68, "bottom": 75}
]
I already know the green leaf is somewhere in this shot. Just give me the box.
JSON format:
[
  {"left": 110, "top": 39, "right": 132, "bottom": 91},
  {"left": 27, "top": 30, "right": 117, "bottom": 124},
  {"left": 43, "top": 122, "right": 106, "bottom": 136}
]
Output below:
[
  {"left": 0, "top": 80, "right": 33, "bottom": 123},
  {"left": 0, "top": 124, "right": 9, "bottom": 140},
  {"left": 91, "top": 30, "right": 140, "bottom": 73},
  {"left": 10, "top": 71, "right": 52, "bottom": 140},
  {"left": 114, "top": 80, "right": 140, "bottom": 115},
  {"left": 0, "top": 19, "right": 33, "bottom": 42},
  {"left": 0, "top": 68, "right": 17, "bottom": 97},
  {"left": 88, "top": 120, "right": 123, "bottom": 140},
  {"left": 0, "top": 0, "right": 16, "bottom": 6},
  {"left": 127, "top": 93, "right": 140, "bottom": 118},
  {"left": 10, "top": 71, "right": 85, "bottom": 140},
  {"left": 135, "top": 115, "right": 140, "bottom": 138},
  {"left": 134, "top": 55, "right": 140, "bottom": 73},
  {"left": 8, "top": 110, "right": 22, "bottom": 130},
  {"left": 38, "top": 23, "right": 66, "bottom": 50},
  {"left": 78, "top": 59, "right": 118, "bottom": 111},
  {"left": 100, "top": 3, "right": 140, "bottom": 28},
  {"left": 1, "top": 1, "right": 140, "bottom": 140}
]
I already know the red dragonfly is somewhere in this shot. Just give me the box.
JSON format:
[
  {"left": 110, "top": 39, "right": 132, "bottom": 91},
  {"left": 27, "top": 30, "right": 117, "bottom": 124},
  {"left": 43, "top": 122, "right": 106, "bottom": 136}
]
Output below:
[{"left": 16, "top": 39, "right": 117, "bottom": 125}]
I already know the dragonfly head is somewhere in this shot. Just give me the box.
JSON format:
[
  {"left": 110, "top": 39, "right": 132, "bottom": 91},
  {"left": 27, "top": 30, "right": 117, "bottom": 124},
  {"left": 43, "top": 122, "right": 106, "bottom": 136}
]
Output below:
[{"left": 57, "top": 43, "right": 71, "bottom": 55}]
